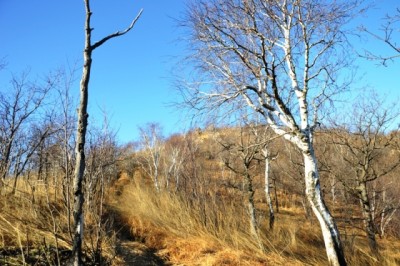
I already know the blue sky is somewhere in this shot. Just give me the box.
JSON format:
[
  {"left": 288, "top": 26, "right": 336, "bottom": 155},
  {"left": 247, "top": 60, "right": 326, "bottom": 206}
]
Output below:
[
  {"left": 0, "top": 0, "right": 399, "bottom": 143},
  {"left": 0, "top": 0, "right": 187, "bottom": 143}
]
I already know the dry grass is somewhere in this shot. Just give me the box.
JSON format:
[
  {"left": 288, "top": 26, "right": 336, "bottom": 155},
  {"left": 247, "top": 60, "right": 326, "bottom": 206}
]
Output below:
[
  {"left": 110, "top": 179, "right": 310, "bottom": 265},
  {"left": 110, "top": 178, "right": 400, "bottom": 266},
  {"left": 0, "top": 178, "right": 118, "bottom": 265},
  {"left": 0, "top": 179, "right": 71, "bottom": 249},
  {"left": 1, "top": 174, "right": 399, "bottom": 265},
  {"left": 111, "top": 179, "right": 274, "bottom": 265}
]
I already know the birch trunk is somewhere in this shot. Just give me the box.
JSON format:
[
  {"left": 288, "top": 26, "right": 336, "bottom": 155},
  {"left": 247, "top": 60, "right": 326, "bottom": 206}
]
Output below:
[
  {"left": 262, "top": 148, "right": 275, "bottom": 230},
  {"left": 302, "top": 146, "right": 346, "bottom": 266},
  {"left": 379, "top": 190, "right": 397, "bottom": 238},
  {"left": 273, "top": 177, "right": 279, "bottom": 213},
  {"left": 180, "top": 0, "right": 358, "bottom": 264},
  {"left": 331, "top": 174, "right": 336, "bottom": 203}
]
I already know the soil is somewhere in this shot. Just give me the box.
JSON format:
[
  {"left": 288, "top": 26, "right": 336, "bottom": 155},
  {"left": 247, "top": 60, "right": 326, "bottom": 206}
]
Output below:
[{"left": 114, "top": 240, "right": 170, "bottom": 266}]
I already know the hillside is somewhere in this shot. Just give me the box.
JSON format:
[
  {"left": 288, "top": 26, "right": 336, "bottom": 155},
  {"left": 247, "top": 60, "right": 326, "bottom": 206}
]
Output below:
[{"left": 1, "top": 127, "right": 399, "bottom": 265}]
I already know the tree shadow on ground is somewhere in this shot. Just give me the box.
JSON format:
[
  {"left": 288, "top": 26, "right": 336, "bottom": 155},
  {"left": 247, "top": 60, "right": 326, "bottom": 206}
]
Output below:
[{"left": 115, "top": 240, "right": 170, "bottom": 266}]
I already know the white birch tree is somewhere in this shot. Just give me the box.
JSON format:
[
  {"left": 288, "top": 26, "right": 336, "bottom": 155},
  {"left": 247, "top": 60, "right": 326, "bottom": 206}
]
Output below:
[
  {"left": 180, "top": 0, "right": 361, "bottom": 264},
  {"left": 164, "top": 141, "right": 185, "bottom": 191},
  {"left": 137, "top": 123, "right": 164, "bottom": 192},
  {"left": 261, "top": 146, "right": 276, "bottom": 230}
]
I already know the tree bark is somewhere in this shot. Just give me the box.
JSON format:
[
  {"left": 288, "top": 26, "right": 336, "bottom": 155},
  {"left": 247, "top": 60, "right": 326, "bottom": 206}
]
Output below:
[
  {"left": 273, "top": 176, "right": 279, "bottom": 213},
  {"left": 358, "top": 181, "right": 379, "bottom": 255},
  {"left": 244, "top": 171, "right": 264, "bottom": 251},
  {"left": 262, "top": 148, "right": 275, "bottom": 230},
  {"left": 71, "top": 10, "right": 92, "bottom": 264},
  {"left": 71, "top": 1, "right": 142, "bottom": 264},
  {"left": 302, "top": 145, "right": 346, "bottom": 266}
]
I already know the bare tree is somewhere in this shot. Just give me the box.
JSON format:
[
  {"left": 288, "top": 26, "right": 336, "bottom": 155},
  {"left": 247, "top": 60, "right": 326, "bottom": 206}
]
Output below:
[
  {"left": 180, "top": 1, "right": 362, "bottom": 264},
  {"left": 247, "top": 119, "right": 278, "bottom": 230},
  {"left": 137, "top": 123, "right": 165, "bottom": 192},
  {"left": 11, "top": 121, "right": 54, "bottom": 194},
  {"left": 377, "top": 182, "right": 400, "bottom": 238},
  {"left": 218, "top": 123, "right": 265, "bottom": 250},
  {"left": 361, "top": 8, "right": 400, "bottom": 65},
  {"left": 329, "top": 92, "right": 400, "bottom": 256},
  {"left": 71, "top": 1, "right": 142, "bottom": 264},
  {"left": 164, "top": 134, "right": 186, "bottom": 192},
  {"left": 0, "top": 71, "right": 54, "bottom": 188},
  {"left": 84, "top": 114, "right": 120, "bottom": 264},
  {"left": 261, "top": 145, "right": 278, "bottom": 230},
  {"left": 56, "top": 66, "right": 78, "bottom": 239}
]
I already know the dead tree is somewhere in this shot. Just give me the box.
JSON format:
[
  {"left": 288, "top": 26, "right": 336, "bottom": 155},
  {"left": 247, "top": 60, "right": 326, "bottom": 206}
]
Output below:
[{"left": 71, "top": 1, "right": 142, "bottom": 265}]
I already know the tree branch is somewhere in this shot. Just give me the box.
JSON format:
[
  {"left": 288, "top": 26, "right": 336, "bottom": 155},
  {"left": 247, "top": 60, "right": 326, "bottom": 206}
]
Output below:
[{"left": 92, "top": 9, "right": 143, "bottom": 50}]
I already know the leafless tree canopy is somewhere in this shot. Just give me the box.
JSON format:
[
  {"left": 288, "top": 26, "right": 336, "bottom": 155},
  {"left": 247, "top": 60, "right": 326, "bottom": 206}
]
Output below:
[
  {"left": 181, "top": 0, "right": 357, "bottom": 130},
  {"left": 362, "top": 8, "right": 400, "bottom": 65},
  {"left": 180, "top": 1, "right": 363, "bottom": 265}
]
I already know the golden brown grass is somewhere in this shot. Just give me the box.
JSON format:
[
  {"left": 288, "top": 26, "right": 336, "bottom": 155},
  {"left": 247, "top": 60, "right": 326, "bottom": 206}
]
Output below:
[
  {"left": 111, "top": 178, "right": 400, "bottom": 266},
  {"left": 2, "top": 175, "right": 399, "bottom": 265},
  {"left": 111, "top": 178, "right": 276, "bottom": 265},
  {"left": 0, "top": 178, "right": 118, "bottom": 265},
  {"left": 0, "top": 179, "right": 70, "bottom": 249}
]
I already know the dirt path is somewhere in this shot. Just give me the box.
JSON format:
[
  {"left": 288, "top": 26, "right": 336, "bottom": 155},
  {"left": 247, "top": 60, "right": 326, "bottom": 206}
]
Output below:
[
  {"left": 114, "top": 240, "right": 169, "bottom": 266},
  {"left": 109, "top": 199, "right": 171, "bottom": 265},
  {"left": 110, "top": 178, "right": 172, "bottom": 265}
]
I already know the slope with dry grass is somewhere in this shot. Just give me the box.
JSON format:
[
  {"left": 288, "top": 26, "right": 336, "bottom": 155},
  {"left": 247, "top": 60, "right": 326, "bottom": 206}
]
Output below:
[
  {"left": 1, "top": 128, "right": 400, "bottom": 265},
  {"left": 0, "top": 178, "right": 122, "bottom": 265},
  {"left": 109, "top": 176, "right": 400, "bottom": 266},
  {"left": 109, "top": 128, "right": 400, "bottom": 266},
  {"left": 0, "top": 180, "right": 74, "bottom": 265}
]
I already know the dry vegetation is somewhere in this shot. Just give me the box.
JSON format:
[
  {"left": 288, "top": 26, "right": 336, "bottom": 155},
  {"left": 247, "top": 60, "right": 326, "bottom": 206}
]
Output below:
[
  {"left": 0, "top": 178, "right": 118, "bottom": 265},
  {"left": 2, "top": 0, "right": 400, "bottom": 265},
  {"left": 111, "top": 128, "right": 400, "bottom": 265},
  {"left": 0, "top": 127, "right": 400, "bottom": 265}
]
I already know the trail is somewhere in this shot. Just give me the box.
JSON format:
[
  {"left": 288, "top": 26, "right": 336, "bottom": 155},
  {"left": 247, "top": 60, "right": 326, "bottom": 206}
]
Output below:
[
  {"left": 110, "top": 180, "right": 171, "bottom": 266},
  {"left": 115, "top": 240, "right": 168, "bottom": 266}
]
